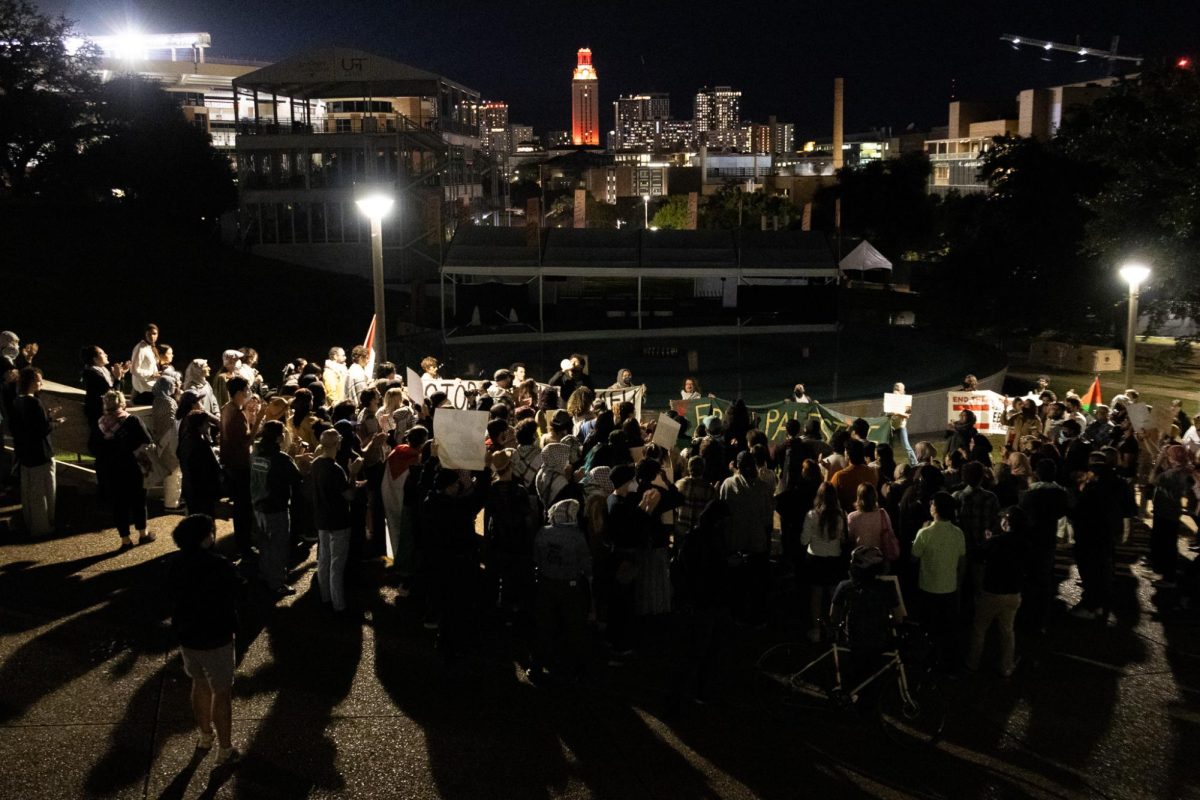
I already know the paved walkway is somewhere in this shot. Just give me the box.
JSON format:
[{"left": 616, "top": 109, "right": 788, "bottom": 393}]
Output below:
[{"left": 1, "top": 476, "right": 1200, "bottom": 799}]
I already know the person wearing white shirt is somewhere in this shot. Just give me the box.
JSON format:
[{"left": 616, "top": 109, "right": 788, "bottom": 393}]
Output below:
[
  {"left": 343, "top": 345, "right": 371, "bottom": 406},
  {"left": 130, "top": 323, "right": 161, "bottom": 402},
  {"left": 1184, "top": 415, "right": 1200, "bottom": 456}
]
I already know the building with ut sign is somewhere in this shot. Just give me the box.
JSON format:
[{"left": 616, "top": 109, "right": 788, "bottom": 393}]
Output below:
[{"left": 571, "top": 48, "right": 600, "bottom": 146}]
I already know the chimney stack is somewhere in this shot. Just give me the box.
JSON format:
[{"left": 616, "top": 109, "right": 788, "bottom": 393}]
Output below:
[{"left": 833, "top": 77, "right": 844, "bottom": 171}]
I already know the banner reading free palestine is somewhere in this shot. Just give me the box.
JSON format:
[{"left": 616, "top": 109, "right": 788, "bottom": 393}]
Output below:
[{"left": 670, "top": 398, "right": 892, "bottom": 445}]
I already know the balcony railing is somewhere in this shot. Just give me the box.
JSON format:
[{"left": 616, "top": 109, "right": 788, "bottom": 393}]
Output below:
[{"left": 235, "top": 115, "right": 480, "bottom": 139}]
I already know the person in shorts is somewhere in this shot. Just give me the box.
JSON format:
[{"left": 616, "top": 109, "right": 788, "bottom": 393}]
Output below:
[{"left": 169, "top": 514, "right": 245, "bottom": 762}]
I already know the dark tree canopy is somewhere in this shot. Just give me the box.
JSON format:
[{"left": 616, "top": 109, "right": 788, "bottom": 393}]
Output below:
[
  {"left": 1057, "top": 63, "right": 1200, "bottom": 318},
  {"left": 42, "top": 75, "right": 237, "bottom": 228},
  {"left": 0, "top": 0, "right": 99, "bottom": 194}
]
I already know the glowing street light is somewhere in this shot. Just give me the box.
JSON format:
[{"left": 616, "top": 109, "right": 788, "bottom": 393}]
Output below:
[
  {"left": 356, "top": 190, "right": 395, "bottom": 365},
  {"left": 1119, "top": 262, "right": 1150, "bottom": 390},
  {"left": 642, "top": 193, "right": 651, "bottom": 228}
]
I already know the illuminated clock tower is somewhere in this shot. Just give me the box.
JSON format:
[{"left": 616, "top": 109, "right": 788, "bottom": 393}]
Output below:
[{"left": 571, "top": 48, "right": 599, "bottom": 146}]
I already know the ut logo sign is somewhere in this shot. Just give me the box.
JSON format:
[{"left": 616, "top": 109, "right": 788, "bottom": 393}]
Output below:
[{"left": 341, "top": 58, "right": 365, "bottom": 73}]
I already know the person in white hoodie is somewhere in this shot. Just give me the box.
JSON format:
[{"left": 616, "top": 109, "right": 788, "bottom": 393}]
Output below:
[{"left": 323, "top": 347, "right": 348, "bottom": 406}]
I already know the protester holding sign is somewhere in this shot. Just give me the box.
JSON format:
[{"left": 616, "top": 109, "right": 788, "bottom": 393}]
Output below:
[{"left": 885, "top": 382, "right": 916, "bottom": 464}]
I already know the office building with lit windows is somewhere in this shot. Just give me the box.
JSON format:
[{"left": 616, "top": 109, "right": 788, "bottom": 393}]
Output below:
[
  {"left": 571, "top": 48, "right": 600, "bottom": 146},
  {"left": 230, "top": 47, "right": 484, "bottom": 278},
  {"left": 694, "top": 86, "right": 741, "bottom": 149}
]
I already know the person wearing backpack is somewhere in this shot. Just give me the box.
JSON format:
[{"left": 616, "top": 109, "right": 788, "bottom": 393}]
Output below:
[
  {"left": 830, "top": 546, "right": 902, "bottom": 695},
  {"left": 485, "top": 448, "right": 539, "bottom": 628},
  {"left": 250, "top": 420, "right": 302, "bottom": 596}
]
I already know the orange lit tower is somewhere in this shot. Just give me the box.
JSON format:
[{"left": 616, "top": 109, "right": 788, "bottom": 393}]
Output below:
[{"left": 571, "top": 48, "right": 599, "bottom": 145}]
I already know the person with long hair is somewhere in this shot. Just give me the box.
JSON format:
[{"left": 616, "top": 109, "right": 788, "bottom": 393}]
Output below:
[
  {"left": 680, "top": 377, "right": 702, "bottom": 401},
  {"left": 800, "top": 481, "right": 849, "bottom": 641},
  {"left": 96, "top": 390, "right": 154, "bottom": 549},
  {"left": 848, "top": 482, "right": 898, "bottom": 562}
]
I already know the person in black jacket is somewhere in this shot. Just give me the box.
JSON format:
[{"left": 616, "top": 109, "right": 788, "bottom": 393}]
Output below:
[
  {"left": 312, "top": 428, "right": 361, "bottom": 612},
  {"left": 177, "top": 409, "right": 222, "bottom": 518},
  {"left": 168, "top": 514, "right": 245, "bottom": 764},
  {"left": 10, "top": 368, "right": 59, "bottom": 536},
  {"left": 250, "top": 420, "right": 302, "bottom": 595},
  {"left": 1018, "top": 459, "right": 1069, "bottom": 633},
  {"left": 421, "top": 465, "right": 488, "bottom": 655},
  {"left": 1068, "top": 452, "right": 1136, "bottom": 620},
  {"left": 95, "top": 390, "right": 153, "bottom": 549},
  {"left": 485, "top": 448, "right": 539, "bottom": 629}
]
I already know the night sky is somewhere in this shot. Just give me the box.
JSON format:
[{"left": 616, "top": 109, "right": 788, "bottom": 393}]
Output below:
[{"left": 40, "top": 0, "right": 1200, "bottom": 138}]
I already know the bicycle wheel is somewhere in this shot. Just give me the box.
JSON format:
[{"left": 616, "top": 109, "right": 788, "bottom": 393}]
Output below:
[{"left": 878, "top": 666, "right": 946, "bottom": 747}]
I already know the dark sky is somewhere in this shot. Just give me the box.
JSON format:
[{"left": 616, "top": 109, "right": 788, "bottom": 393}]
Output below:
[{"left": 42, "top": 0, "right": 1200, "bottom": 138}]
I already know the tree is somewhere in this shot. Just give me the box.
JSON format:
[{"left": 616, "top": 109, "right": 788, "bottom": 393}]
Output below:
[
  {"left": 813, "top": 151, "right": 936, "bottom": 259},
  {"left": 1057, "top": 62, "right": 1200, "bottom": 318},
  {"left": 44, "top": 75, "right": 236, "bottom": 229},
  {"left": 930, "top": 135, "right": 1103, "bottom": 330},
  {"left": 701, "top": 183, "right": 790, "bottom": 230},
  {"left": 0, "top": 0, "right": 99, "bottom": 194},
  {"left": 650, "top": 195, "right": 691, "bottom": 229}
]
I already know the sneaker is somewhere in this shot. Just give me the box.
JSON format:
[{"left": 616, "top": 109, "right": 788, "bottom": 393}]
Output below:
[
  {"left": 1069, "top": 606, "right": 1097, "bottom": 620},
  {"left": 217, "top": 747, "right": 240, "bottom": 764},
  {"left": 117, "top": 537, "right": 134, "bottom": 552},
  {"left": 275, "top": 585, "right": 297, "bottom": 597},
  {"left": 197, "top": 730, "right": 215, "bottom": 750},
  {"left": 137, "top": 532, "right": 156, "bottom": 545}
]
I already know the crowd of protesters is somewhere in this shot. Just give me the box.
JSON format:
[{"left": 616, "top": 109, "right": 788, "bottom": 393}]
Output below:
[{"left": 2, "top": 325, "right": 1198, "bottom": 759}]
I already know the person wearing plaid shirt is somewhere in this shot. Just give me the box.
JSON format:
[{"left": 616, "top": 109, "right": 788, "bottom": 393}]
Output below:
[{"left": 953, "top": 461, "right": 1000, "bottom": 597}]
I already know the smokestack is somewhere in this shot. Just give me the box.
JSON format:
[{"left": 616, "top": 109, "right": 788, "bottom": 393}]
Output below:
[{"left": 833, "top": 77, "right": 844, "bottom": 171}]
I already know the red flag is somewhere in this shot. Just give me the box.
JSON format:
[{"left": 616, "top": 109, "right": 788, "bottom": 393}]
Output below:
[
  {"left": 363, "top": 315, "right": 376, "bottom": 376},
  {"left": 1080, "top": 376, "right": 1102, "bottom": 412}
]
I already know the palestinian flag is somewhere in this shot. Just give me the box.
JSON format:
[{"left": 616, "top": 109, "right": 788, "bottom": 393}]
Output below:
[{"left": 1080, "top": 376, "right": 1102, "bottom": 413}]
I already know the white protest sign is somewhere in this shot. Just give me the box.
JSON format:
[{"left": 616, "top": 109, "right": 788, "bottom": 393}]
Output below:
[
  {"left": 652, "top": 414, "right": 681, "bottom": 449},
  {"left": 405, "top": 368, "right": 423, "bottom": 404},
  {"left": 595, "top": 385, "right": 646, "bottom": 420},
  {"left": 947, "top": 390, "right": 1008, "bottom": 434},
  {"left": 1126, "top": 402, "right": 1151, "bottom": 432},
  {"left": 434, "top": 408, "right": 488, "bottom": 470},
  {"left": 883, "top": 392, "right": 912, "bottom": 415},
  {"left": 423, "top": 377, "right": 487, "bottom": 409}
]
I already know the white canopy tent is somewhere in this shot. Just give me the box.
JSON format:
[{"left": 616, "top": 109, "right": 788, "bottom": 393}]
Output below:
[{"left": 838, "top": 240, "right": 893, "bottom": 273}]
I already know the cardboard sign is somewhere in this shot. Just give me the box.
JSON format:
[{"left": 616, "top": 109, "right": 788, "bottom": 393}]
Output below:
[
  {"left": 883, "top": 392, "right": 912, "bottom": 415},
  {"left": 405, "top": 367, "right": 423, "bottom": 404},
  {"left": 595, "top": 384, "right": 646, "bottom": 419},
  {"left": 652, "top": 414, "right": 681, "bottom": 449},
  {"left": 434, "top": 408, "right": 488, "bottom": 471},
  {"left": 1125, "top": 402, "right": 1152, "bottom": 433},
  {"left": 947, "top": 390, "right": 1008, "bottom": 434}
]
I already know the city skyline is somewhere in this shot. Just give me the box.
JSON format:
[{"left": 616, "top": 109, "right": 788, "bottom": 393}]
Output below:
[{"left": 39, "top": 0, "right": 1200, "bottom": 138}]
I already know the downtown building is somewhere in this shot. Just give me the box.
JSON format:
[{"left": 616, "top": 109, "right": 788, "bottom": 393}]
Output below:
[
  {"left": 571, "top": 48, "right": 601, "bottom": 146},
  {"left": 694, "top": 86, "right": 743, "bottom": 150}
]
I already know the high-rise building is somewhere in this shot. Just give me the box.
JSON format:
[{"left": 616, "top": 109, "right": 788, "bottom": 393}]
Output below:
[
  {"left": 571, "top": 48, "right": 600, "bottom": 146},
  {"left": 613, "top": 92, "right": 671, "bottom": 150},
  {"left": 545, "top": 130, "right": 572, "bottom": 148},
  {"left": 694, "top": 86, "right": 741, "bottom": 139},
  {"left": 480, "top": 100, "right": 510, "bottom": 155}
]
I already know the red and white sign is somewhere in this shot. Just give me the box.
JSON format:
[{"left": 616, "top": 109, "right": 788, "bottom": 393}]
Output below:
[{"left": 947, "top": 390, "right": 1009, "bottom": 434}]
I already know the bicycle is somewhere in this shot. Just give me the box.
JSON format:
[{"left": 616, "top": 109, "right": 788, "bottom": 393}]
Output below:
[{"left": 758, "top": 618, "right": 947, "bottom": 747}]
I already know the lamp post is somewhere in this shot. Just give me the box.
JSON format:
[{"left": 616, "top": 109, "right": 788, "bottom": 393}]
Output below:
[
  {"left": 643, "top": 193, "right": 651, "bottom": 228},
  {"left": 356, "top": 192, "right": 395, "bottom": 366},
  {"left": 1119, "top": 262, "right": 1150, "bottom": 390}
]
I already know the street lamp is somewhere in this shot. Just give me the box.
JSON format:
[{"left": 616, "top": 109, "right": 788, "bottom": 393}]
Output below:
[
  {"left": 356, "top": 191, "right": 395, "bottom": 365},
  {"left": 643, "top": 193, "right": 651, "bottom": 228},
  {"left": 1119, "top": 262, "right": 1150, "bottom": 390}
]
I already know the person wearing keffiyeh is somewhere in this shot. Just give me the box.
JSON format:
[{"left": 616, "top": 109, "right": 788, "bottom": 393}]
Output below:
[
  {"left": 530, "top": 498, "right": 592, "bottom": 682},
  {"left": 535, "top": 442, "right": 576, "bottom": 513},
  {"left": 382, "top": 426, "right": 427, "bottom": 587}
]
